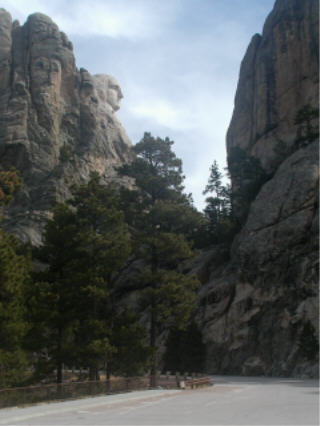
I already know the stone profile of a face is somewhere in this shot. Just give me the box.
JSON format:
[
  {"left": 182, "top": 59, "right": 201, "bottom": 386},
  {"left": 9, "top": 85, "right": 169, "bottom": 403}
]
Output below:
[
  {"left": 31, "top": 56, "right": 62, "bottom": 102},
  {"left": 93, "top": 74, "right": 123, "bottom": 113}
]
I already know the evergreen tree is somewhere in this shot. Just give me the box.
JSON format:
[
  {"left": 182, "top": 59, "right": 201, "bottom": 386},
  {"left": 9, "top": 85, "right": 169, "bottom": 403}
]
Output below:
[
  {"left": 202, "top": 161, "right": 234, "bottom": 245},
  {"left": 0, "top": 170, "right": 31, "bottom": 387},
  {"left": 0, "top": 168, "right": 23, "bottom": 205},
  {"left": 227, "top": 147, "right": 268, "bottom": 225},
  {"left": 70, "top": 174, "right": 131, "bottom": 380},
  {"left": 118, "top": 133, "right": 200, "bottom": 386},
  {"left": 30, "top": 174, "right": 132, "bottom": 382},
  {"left": 294, "top": 104, "right": 319, "bottom": 147},
  {"left": 203, "top": 160, "right": 223, "bottom": 196},
  {"left": 28, "top": 203, "right": 82, "bottom": 383},
  {"left": 202, "top": 152, "right": 268, "bottom": 246},
  {"left": 109, "top": 309, "right": 151, "bottom": 377},
  {"left": 0, "top": 231, "right": 32, "bottom": 387}
]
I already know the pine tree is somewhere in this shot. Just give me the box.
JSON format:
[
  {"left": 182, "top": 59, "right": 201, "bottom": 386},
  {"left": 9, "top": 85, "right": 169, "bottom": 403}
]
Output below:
[
  {"left": 202, "top": 161, "right": 234, "bottom": 245},
  {"left": 227, "top": 147, "right": 268, "bottom": 225},
  {"left": 0, "top": 170, "right": 31, "bottom": 387},
  {"left": 294, "top": 104, "right": 319, "bottom": 146},
  {"left": 70, "top": 174, "right": 131, "bottom": 380},
  {"left": 0, "top": 231, "right": 32, "bottom": 387},
  {"left": 30, "top": 174, "right": 131, "bottom": 382},
  {"left": 109, "top": 309, "right": 151, "bottom": 378},
  {"left": 118, "top": 133, "right": 200, "bottom": 386},
  {"left": 28, "top": 203, "right": 82, "bottom": 383}
]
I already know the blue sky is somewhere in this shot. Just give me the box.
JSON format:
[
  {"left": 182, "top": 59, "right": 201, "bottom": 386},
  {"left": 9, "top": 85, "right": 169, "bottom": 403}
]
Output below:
[{"left": 2, "top": 0, "right": 275, "bottom": 210}]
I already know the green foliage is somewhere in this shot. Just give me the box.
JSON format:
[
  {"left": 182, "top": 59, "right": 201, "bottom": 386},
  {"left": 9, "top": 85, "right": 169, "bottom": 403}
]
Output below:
[
  {"left": 294, "top": 104, "right": 319, "bottom": 147},
  {"left": 27, "top": 204, "right": 83, "bottom": 382},
  {"left": 148, "top": 199, "right": 204, "bottom": 242},
  {"left": 139, "top": 269, "right": 199, "bottom": 329},
  {"left": 199, "top": 161, "right": 236, "bottom": 247},
  {"left": 119, "top": 133, "right": 200, "bottom": 383},
  {"left": 227, "top": 147, "right": 268, "bottom": 225},
  {"left": 0, "top": 168, "right": 23, "bottom": 206},
  {"left": 0, "top": 172, "right": 31, "bottom": 387},
  {"left": 120, "top": 132, "right": 185, "bottom": 201},
  {"left": 272, "top": 105, "right": 319, "bottom": 170},
  {"left": 69, "top": 173, "right": 131, "bottom": 284},
  {"left": 163, "top": 322, "right": 206, "bottom": 373},
  {"left": 110, "top": 309, "right": 151, "bottom": 377},
  {"left": 0, "top": 228, "right": 31, "bottom": 387},
  {"left": 203, "top": 160, "right": 223, "bottom": 196},
  {"left": 68, "top": 175, "right": 131, "bottom": 377},
  {"left": 200, "top": 150, "right": 269, "bottom": 246},
  {"left": 29, "top": 174, "right": 132, "bottom": 382}
]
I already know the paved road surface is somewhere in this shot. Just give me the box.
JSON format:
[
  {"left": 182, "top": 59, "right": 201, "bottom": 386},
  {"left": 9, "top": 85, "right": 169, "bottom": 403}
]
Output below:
[{"left": 0, "top": 376, "right": 318, "bottom": 425}]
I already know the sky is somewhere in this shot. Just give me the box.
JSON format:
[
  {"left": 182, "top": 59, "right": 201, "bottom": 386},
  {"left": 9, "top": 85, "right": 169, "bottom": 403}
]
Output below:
[{"left": 2, "top": 0, "right": 275, "bottom": 210}]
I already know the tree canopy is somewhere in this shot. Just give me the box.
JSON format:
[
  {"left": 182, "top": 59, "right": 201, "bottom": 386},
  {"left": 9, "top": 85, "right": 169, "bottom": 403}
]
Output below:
[
  {"left": 0, "top": 170, "right": 31, "bottom": 387},
  {"left": 119, "top": 133, "right": 201, "bottom": 386},
  {"left": 29, "top": 174, "right": 135, "bottom": 382}
]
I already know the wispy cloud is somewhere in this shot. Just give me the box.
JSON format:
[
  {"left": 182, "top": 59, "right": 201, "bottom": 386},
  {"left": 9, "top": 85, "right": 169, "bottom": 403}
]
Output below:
[
  {"left": 130, "top": 99, "right": 194, "bottom": 130},
  {"left": 2, "top": 0, "right": 181, "bottom": 39}
]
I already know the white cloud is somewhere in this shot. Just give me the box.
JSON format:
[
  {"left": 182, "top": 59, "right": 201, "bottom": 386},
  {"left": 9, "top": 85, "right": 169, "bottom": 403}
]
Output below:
[
  {"left": 54, "top": 2, "right": 157, "bottom": 39},
  {"left": 122, "top": 86, "right": 232, "bottom": 210},
  {"left": 130, "top": 99, "right": 194, "bottom": 130},
  {"left": 2, "top": 0, "right": 181, "bottom": 39}
]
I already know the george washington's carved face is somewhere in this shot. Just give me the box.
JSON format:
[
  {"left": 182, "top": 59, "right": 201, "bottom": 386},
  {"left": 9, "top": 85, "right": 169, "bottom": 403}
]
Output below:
[
  {"left": 93, "top": 74, "right": 123, "bottom": 113},
  {"left": 106, "top": 76, "right": 123, "bottom": 111}
]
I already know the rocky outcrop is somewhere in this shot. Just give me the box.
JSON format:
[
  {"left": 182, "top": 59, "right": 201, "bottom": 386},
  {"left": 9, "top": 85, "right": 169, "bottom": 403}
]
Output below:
[
  {"left": 199, "top": 0, "right": 319, "bottom": 377},
  {"left": 0, "top": 10, "right": 133, "bottom": 245},
  {"left": 227, "top": 0, "right": 318, "bottom": 173}
]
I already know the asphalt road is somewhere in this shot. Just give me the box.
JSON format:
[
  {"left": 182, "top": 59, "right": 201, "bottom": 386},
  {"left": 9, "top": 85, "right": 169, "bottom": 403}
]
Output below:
[{"left": 0, "top": 376, "right": 318, "bottom": 425}]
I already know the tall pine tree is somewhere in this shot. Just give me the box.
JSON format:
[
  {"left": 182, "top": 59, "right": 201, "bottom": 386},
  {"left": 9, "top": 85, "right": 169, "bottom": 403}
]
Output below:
[
  {"left": 30, "top": 174, "right": 132, "bottom": 382},
  {"left": 0, "top": 169, "right": 31, "bottom": 387},
  {"left": 119, "top": 133, "right": 200, "bottom": 386}
]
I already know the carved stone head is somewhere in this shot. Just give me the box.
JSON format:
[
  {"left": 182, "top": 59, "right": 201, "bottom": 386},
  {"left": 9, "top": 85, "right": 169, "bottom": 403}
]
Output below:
[{"left": 93, "top": 74, "right": 124, "bottom": 112}]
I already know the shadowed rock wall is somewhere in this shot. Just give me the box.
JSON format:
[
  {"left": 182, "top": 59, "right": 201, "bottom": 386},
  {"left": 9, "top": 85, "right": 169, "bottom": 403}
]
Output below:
[{"left": 198, "top": 0, "right": 319, "bottom": 377}]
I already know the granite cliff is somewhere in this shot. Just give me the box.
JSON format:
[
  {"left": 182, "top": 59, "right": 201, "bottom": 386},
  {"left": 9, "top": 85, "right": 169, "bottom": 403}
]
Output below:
[
  {"left": 0, "top": 1, "right": 318, "bottom": 378},
  {"left": 0, "top": 9, "right": 133, "bottom": 245},
  {"left": 197, "top": 0, "right": 319, "bottom": 377}
]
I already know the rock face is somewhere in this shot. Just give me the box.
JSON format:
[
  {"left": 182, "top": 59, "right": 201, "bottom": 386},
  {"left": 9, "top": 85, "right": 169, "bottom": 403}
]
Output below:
[
  {"left": 227, "top": 0, "right": 318, "bottom": 173},
  {"left": 199, "top": 0, "right": 319, "bottom": 377},
  {"left": 0, "top": 10, "right": 133, "bottom": 245}
]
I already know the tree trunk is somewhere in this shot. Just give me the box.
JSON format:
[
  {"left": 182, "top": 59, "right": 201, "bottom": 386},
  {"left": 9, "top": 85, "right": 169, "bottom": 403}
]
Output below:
[
  {"left": 57, "top": 326, "right": 63, "bottom": 384},
  {"left": 106, "top": 362, "right": 112, "bottom": 380},
  {"left": 89, "top": 366, "right": 96, "bottom": 381},
  {"left": 57, "top": 361, "right": 63, "bottom": 384},
  {"left": 106, "top": 364, "right": 111, "bottom": 392},
  {"left": 96, "top": 369, "right": 100, "bottom": 381},
  {"left": 149, "top": 235, "right": 158, "bottom": 388},
  {"left": 149, "top": 303, "right": 157, "bottom": 388}
]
